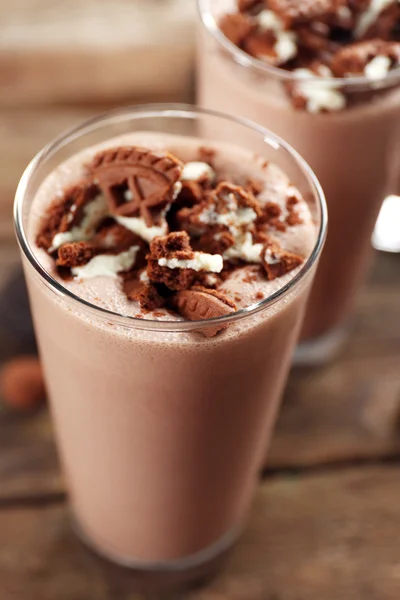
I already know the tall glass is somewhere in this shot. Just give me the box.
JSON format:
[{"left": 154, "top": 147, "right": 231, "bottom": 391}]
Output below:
[
  {"left": 14, "top": 106, "right": 326, "bottom": 576},
  {"left": 198, "top": 0, "right": 400, "bottom": 364}
]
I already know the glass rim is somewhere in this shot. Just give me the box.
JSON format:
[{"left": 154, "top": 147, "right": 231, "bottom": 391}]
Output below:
[
  {"left": 197, "top": 0, "right": 400, "bottom": 90},
  {"left": 14, "top": 103, "right": 327, "bottom": 333}
]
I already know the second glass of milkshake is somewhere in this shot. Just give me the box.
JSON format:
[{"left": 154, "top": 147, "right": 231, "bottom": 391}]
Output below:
[
  {"left": 15, "top": 106, "right": 326, "bottom": 578},
  {"left": 198, "top": 0, "right": 400, "bottom": 364}
]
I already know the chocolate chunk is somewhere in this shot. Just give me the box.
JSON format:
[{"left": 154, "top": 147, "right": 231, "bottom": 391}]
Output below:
[
  {"left": 196, "top": 228, "right": 236, "bottom": 255},
  {"left": 296, "top": 23, "right": 333, "bottom": 53},
  {"left": 146, "top": 232, "right": 197, "bottom": 291},
  {"left": 94, "top": 223, "right": 146, "bottom": 253},
  {"left": 215, "top": 182, "right": 263, "bottom": 216},
  {"left": 123, "top": 277, "right": 167, "bottom": 311},
  {"left": 36, "top": 179, "right": 99, "bottom": 251},
  {"left": 150, "top": 231, "right": 193, "bottom": 257},
  {"left": 331, "top": 39, "right": 400, "bottom": 75},
  {"left": 56, "top": 241, "right": 98, "bottom": 268},
  {"left": 177, "top": 181, "right": 262, "bottom": 247},
  {"left": 244, "top": 178, "right": 264, "bottom": 196},
  {"left": 173, "top": 287, "right": 237, "bottom": 337},
  {"left": 55, "top": 223, "right": 147, "bottom": 271},
  {"left": 244, "top": 30, "right": 279, "bottom": 63},
  {"left": 261, "top": 240, "right": 304, "bottom": 280},
  {"left": 257, "top": 201, "right": 285, "bottom": 230},
  {"left": 219, "top": 13, "right": 257, "bottom": 46},
  {"left": 177, "top": 181, "right": 204, "bottom": 206},
  {"left": 286, "top": 195, "right": 304, "bottom": 226},
  {"left": 89, "top": 146, "right": 183, "bottom": 224}
]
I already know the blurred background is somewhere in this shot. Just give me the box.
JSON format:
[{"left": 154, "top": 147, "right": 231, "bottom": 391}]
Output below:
[{"left": 1, "top": 2, "right": 400, "bottom": 599}]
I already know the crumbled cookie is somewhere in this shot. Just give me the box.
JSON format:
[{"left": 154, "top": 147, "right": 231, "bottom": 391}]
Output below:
[
  {"left": 357, "top": 1, "right": 400, "bottom": 40},
  {"left": 123, "top": 277, "right": 167, "bottom": 311},
  {"left": 178, "top": 181, "right": 262, "bottom": 234},
  {"left": 244, "top": 29, "right": 280, "bottom": 63},
  {"left": 331, "top": 38, "right": 400, "bottom": 75},
  {"left": 196, "top": 228, "right": 236, "bottom": 255},
  {"left": 217, "top": 0, "right": 400, "bottom": 113},
  {"left": 244, "top": 178, "right": 264, "bottom": 196},
  {"left": 176, "top": 181, "right": 204, "bottom": 206},
  {"left": 89, "top": 146, "right": 183, "bottom": 223},
  {"left": 261, "top": 240, "right": 304, "bottom": 280},
  {"left": 56, "top": 241, "right": 98, "bottom": 268},
  {"left": 37, "top": 143, "right": 310, "bottom": 329},
  {"left": 295, "top": 22, "right": 334, "bottom": 52},
  {"left": 146, "top": 231, "right": 197, "bottom": 291},
  {"left": 219, "top": 12, "right": 257, "bottom": 46},
  {"left": 55, "top": 223, "right": 147, "bottom": 273},
  {"left": 36, "top": 180, "right": 99, "bottom": 251},
  {"left": 268, "top": 0, "right": 346, "bottom": 28},
  {"left": 172, "top": 286, "right": 237, "bottom": 337},
  {"left": 94, "top": 222, "right": 142, "bottom": 249},
  {"left": 257, "top": 201, "right": 285, "bottom": 230}
]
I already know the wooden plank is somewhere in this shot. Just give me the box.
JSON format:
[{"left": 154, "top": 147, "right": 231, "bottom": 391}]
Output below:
[{"left": 1, "top": 465, "right": 400, "bottom": 599}]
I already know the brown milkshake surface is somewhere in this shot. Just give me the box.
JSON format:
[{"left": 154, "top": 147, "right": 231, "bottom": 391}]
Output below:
[
  {"left": 215, "top": 0, "right": 400, "bottom": 112},
  {"left": 30, "top": 133, "right": 316, "bottom": 332}
]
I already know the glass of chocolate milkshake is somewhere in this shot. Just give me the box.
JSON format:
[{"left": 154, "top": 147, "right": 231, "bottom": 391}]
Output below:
[
  {"left": 198, "top": 0, "right": 400, "bottom": 364},
  {"left": 14, "top": 105, "right": 326, "bottom": 576}
]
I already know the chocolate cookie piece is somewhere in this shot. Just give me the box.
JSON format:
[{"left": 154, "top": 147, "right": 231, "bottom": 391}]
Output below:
[
  {"left": 331, "top": 38, "right": 400, "bottom": 75},
  {"left": 173, "top": 286, "right": 237, "bottom": 337},
  {"left": 89, "top": 146, "right": 183, "bottom": 223},
  {"left": 146, "top": 231, "right": 197, "bottom": 291},
  {"left": 36, "top": 179, "right": 99, "bottom": 251},
  {"left": 261, "top": 240, "right": 304, "bottom": 280}
]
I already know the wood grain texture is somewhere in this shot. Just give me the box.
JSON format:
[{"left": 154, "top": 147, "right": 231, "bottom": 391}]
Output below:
[{"left": 1, "top": 466, "right": 400, "bottom": 599}]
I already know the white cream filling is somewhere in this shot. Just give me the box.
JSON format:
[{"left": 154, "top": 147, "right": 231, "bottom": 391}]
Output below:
[
  {"left": 50, "top": 194, "right": 108, "bottom": 251},
  {"left": 72, "top": 246, "right": 139, "bottom": 279},
  {"left": 355, "top": 0, "right": 397, "bottom": 38},
  {"left": 115, "top": 215, "right": 168, "bottom": 243},
  {"left": 337, "top": 5, "right": 353, "bottom": 21},
  {"left": 173, "top": 181, "right": 183, "bottom": 199},
  {"left": 223, "top": 232, "right": 263, "bottom": 264},
  {"left": 139, "top": 270, "right": 150, "bottom": 283},
  {"left": 364, "top": 54, "right": 392, "bottom": 79},
  {"left": 293, "top": 68, "right": 346, "bottom": 113},
  {"left": 181, "top": 162, "right": 215, "bottom": 182},
  {"left": 198, "top": 191, "right": 258, "bottom": 236},
  {"left": 158, "top": 252, "right": 223, "bottom": 273},
  {"left": 204, "top": 274, "right": 219, "bottom": 286},
  {"left": 264, "top": 247, "right": 280, "bottom": 265},
  {"left": 257, "top": 10, "right": 298, "bottom": 64}
]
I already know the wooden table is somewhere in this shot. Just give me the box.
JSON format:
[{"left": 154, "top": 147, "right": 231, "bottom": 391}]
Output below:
[{"left": 0, "top": 248, "right": 399, "bottom": 599}]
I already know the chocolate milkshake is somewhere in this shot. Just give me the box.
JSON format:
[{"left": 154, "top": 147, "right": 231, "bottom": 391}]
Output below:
[
  {"left": 198, "top": 0, "right": 400, "bottom": 363},
  {"left": 15, "top": 107, "right": 326, "bottom": 572}
]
